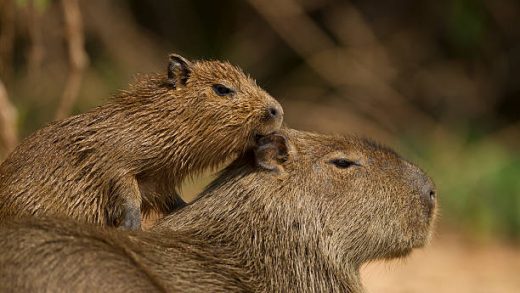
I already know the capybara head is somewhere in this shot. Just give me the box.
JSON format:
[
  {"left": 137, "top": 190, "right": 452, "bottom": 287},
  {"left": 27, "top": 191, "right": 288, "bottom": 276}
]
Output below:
[
  {"left": 166, "top": 55, "right": 284, "bottom": 137},
  {"left": 256, "top": 129, "right": 436, "bottom": 263},
  {"left": 115, "top": 54, "right": 284, "bottom": 171},
  {"left": 189, "top": 129, "right": 437, "bottom": 269}
]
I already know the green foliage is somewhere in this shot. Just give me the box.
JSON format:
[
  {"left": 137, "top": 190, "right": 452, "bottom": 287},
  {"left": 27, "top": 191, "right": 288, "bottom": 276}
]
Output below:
[
  {"left": 414, "top": 135, "right": 520, "bottom": 240},
  {"left": 446, "top": 0, "right": 488, "bottom": 55},
  {"left": 15, "top": 0, "right": 50, "bottom": 12}
]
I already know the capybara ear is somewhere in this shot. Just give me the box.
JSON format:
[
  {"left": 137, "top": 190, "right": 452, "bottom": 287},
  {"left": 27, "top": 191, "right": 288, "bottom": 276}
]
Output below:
[
  {"left": 166, "top": 54, "right": 192, "bottom": 88},
  {"left": 254, "top": 133, "right": 289, "bottom": 172}
]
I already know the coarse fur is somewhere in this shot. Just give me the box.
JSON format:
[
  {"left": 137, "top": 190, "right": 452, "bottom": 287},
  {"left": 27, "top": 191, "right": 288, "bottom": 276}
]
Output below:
[
  {"left": 0, "top": 129, "right": 437, "bottom": 292},
  {"left": 0, "top": 54, "right": 283, "bottom": 229}
]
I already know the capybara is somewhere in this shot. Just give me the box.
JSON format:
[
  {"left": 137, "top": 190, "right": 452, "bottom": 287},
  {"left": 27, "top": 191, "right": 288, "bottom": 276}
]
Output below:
[
  {"left": 0, "top": 129, "right": 436, "bottom": 292},
  {"left": 0, "top": 54, "right": 283, "bottom": 229}
]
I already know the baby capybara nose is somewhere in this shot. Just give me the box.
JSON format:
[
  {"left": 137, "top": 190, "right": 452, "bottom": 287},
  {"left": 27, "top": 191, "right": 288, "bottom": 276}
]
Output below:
[
  {"left": 265, "top": 104, "right": 283, "bottom": 120},
  {"left": 263, "top": 103, "right": 284, "bottom": 128},
  {"left": 268, "top": 107, "right": 279, "bottom": 118}
]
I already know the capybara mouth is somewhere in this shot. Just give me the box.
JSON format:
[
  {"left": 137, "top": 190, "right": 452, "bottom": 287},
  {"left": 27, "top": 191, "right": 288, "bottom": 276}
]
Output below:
[
  {"left": 254, "top": 132, "right": 268, "bottom": 143},
  {"left": 254, "top": 124, "right": 282, "bottom": 137},
  {"left": 254, "top": 106, "right": 284, "bottom": 137},
  {"left": 410, "top": 219, "right": 435, "bottom": 250},
  {"left": 253, "top": 130, "right": 283, "bottom": 145},
  {"left": 385, "top": 247, "right": 414, "bottom": 260},
  {"left": 411, "top": 234, "right": 431, "bottom": 250}
]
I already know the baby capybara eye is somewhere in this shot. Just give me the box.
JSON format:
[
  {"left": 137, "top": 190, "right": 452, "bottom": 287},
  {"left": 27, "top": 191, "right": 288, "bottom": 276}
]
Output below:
[
  {"left": 329, "top": 158, "right": 359, "bottom": 169},
  {"left": 212, "top": 84, "right": 234, "bottom": 96}
]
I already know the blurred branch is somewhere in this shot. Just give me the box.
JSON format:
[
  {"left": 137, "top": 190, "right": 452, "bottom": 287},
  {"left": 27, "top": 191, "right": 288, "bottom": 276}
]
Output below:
[
  {"left": 0, "top": 0, "right": 15, "bottom": 80},
  {"left": 55, "top": 0, "right": 88, "bottom": 120},
  {"left": 248, "top": 0, "right": 334, "bottom": 67},
  {"left": 247, "top": 0, "right": 437, "bottom": 133},
  {"left": 81, "top": 0, "right": 166, "bottom": 73},
  {"left": 0, "top": 78, "right": 18, "bottom": 157},
  {"left": 24, "top": 0, "right": 45, "bottom": 79}
]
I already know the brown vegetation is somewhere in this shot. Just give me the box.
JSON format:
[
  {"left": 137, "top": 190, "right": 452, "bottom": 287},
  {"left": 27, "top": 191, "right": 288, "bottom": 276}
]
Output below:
[{"left": 0, "top": 78, "right": 17, "bottom": 157}]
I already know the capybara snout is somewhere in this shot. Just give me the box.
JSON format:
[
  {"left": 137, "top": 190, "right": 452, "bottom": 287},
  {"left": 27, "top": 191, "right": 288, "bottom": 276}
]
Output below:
[
  {"left": 252, "top": 94, "right": 284, "bottom": 136},
  {"left": 262, "top": 103, "right": 283, "bottom": 123},
  {"left": 403, "top": 161, "right": 437, "bottom": 219}
]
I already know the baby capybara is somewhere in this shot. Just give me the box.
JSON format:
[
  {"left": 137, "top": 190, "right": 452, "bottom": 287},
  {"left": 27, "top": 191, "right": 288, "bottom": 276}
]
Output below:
[{"left": 0, "top": 54, "right": 283, "bottom": 229}]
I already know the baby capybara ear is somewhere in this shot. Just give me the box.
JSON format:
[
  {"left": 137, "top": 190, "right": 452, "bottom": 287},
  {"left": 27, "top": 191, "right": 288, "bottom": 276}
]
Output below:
[
  {"left": 254, "top": 133, "right": 289, "bottom": 172},
  {"left": 166, "top": 54, "right": 192, "bottom": 88}
]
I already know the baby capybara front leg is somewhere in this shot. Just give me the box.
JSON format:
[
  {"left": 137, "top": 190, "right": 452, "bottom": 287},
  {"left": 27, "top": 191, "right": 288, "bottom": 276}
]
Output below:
[
  {"left": 108, "top": 176, "right": 143, "bottom": 230},
  {"left": 121, "top": 202, "right": 141, "bottom": 230}
]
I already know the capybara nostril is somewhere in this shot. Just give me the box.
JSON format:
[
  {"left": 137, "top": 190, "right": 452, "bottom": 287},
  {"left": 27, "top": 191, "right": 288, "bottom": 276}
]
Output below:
[
  {"left": 266, "top": 105, "right": 282, "bottom": 120},
  {"left": 429, "top": 190, "right": 436, "bottom": 202},
  {"left": 269, "top": 107, "right": 278, "bottom": 118},
  {"left": 421, "top": 184, "right": 436, "bottom": 214}
]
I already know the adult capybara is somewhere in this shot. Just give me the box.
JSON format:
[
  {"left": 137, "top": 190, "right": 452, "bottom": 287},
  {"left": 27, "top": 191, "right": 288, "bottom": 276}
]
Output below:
[
  {"left": 0, "top": 54, "right": 283, "bottom": 229},
  {"left": 0, "top": 129, "right": 436, "bottom": 292}
]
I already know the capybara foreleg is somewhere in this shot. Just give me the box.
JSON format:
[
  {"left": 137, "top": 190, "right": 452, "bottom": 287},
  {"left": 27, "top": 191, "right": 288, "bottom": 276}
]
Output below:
[{"left": 113, "top": 175, "right": 143, "bottom": 230}]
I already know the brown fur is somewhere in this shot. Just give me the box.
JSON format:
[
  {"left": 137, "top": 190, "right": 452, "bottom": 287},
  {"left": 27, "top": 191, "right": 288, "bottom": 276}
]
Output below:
[
  {"left": 0, "top": 54, "right": 283, "bottom": 229},
  {"left": 0, "top": 129, "right": 436, "bottom": 292}
]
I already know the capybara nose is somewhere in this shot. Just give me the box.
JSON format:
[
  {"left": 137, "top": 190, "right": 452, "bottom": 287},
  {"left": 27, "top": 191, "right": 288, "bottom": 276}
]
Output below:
[
  {"left": 264, "top": 103, "right": 284, "bottom": 126},
  {"left": 407, "top": 163, "right": 436, "bottom": 216},
  {"left": 268, "top": 107, "right": 279, "bottom": 118},
  {"left": 266, "top": 105, "right": 282, "bottom": 120},
  {"left": 424, "top": 188, "right": 436, "bottom": 208}
]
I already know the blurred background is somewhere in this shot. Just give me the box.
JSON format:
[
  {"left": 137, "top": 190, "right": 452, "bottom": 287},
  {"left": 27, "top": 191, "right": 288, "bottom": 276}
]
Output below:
[{"left": 0, "top": 0, "right": 519, "bottom": 291}]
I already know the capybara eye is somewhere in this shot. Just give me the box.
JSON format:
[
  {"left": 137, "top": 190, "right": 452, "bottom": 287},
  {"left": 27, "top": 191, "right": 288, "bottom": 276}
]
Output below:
[
  {"left": 330, "top": 158, "right": 358, "bottom": 169},
  {"left": 212, "top": 84, "right": 234, "bottom": 96}
]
